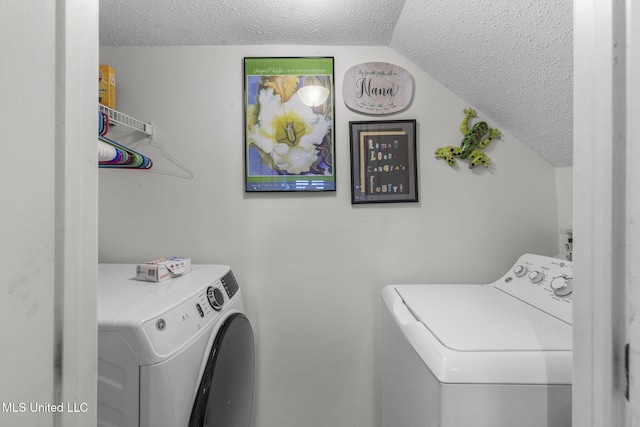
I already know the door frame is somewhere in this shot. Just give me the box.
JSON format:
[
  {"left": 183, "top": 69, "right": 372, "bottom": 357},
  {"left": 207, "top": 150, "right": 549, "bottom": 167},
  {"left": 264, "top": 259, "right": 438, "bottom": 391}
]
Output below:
[{"left": 573, "top": 1, "right": 635, "bottom": 425}]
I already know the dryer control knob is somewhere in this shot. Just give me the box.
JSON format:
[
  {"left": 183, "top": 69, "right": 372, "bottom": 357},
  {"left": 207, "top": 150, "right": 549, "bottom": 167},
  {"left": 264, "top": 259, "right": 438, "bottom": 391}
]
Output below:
[
  {"left": 207, "top": 286, "right": 225, "bottom": 311},
  {"left": 550, "top": 276, "right": 573, "bottom": 297},
  {"left": 513, "top": 265, "right": 528, "bottom": 277},
  {"left": 528, "top": 270, "right": 545, "bottom": 283}
]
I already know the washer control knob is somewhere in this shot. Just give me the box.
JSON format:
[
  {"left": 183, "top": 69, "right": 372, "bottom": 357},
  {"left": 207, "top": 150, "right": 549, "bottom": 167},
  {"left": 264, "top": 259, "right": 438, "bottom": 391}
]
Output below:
[
  {"left": 207, "top": 286, "right": 225, "bottom": 311},
  {"left": 513, "top": 265, "right": 528, "bottom": 277},
  {"left": 528, "top": 270, "right": 545, "bottom": 283},
  {"left": 550, "top": 276, "right": 573, "bottom": 297}
]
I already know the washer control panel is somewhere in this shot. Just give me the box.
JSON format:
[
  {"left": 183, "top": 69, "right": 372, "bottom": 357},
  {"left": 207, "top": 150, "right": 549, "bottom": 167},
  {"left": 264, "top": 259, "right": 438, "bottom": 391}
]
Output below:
[
  {"left": 492, "top": 254, "right": 573, "bottom": 324},
  {"left": 140, "top": 269, "right": 241, "bottom": 359}
]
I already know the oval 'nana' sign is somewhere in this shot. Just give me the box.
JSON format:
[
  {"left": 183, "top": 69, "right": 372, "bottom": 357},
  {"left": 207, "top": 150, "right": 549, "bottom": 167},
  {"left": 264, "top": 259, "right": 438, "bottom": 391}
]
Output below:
[{"left": 342, "top": 62, "right": 413, "bottom": 115}]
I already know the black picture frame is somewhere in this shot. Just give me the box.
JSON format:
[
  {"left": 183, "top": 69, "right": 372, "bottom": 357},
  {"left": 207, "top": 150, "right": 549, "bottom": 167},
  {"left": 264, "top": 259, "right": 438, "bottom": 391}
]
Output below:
[{"left": 349, "top": 120, "right": 418, "bottom": 204}]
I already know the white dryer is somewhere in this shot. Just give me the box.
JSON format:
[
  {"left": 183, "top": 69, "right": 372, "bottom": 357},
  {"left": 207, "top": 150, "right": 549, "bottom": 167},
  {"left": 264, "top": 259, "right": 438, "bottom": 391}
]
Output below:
[
  {"left": 382, "top": 254, "right": 572, "bottom": 427},
  {"left": 97, "top": 264, "right": 254, "bottom": 427}
]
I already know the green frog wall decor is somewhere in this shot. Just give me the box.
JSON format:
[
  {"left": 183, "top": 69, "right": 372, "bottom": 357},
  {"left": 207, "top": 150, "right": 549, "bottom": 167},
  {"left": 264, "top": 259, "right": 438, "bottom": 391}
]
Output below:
[{"left": 434, "top": 108, "right": 501, "bottom": 169}]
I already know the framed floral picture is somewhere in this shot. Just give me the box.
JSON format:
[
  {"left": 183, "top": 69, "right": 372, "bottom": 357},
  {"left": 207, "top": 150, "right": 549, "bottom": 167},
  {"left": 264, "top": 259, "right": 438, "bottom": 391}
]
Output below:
[
  {"left": 244, "top": 57, "right": 335, "bottom": 192},
  {"left": 349, "top": 120, "right": 418, "bottom": 204}
]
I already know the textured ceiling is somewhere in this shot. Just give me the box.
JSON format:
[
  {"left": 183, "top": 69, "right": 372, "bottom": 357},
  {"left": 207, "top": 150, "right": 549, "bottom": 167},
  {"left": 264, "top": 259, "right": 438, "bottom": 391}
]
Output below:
[{"left": 99, "top": 0, "right": 573, "bottom": 166}]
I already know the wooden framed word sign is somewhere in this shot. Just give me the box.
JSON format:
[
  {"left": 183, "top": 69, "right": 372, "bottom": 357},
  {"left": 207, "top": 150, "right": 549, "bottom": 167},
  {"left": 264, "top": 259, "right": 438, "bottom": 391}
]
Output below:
[
  {"left": 342, "top": 62, "right": 413, "bottom": 115},
  {"left": 349, "top": 120, "right": 418, "bottom": 204}
]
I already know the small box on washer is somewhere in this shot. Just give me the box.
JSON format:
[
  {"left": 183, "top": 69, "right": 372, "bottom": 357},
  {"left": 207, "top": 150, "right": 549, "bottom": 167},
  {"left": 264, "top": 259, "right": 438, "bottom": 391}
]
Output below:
[{"left": 136, "top": 257, "right": 191, "bottom": 282}]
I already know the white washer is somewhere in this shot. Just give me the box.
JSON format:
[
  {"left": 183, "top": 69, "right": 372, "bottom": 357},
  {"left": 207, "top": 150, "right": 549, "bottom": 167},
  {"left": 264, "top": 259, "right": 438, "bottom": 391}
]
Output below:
[
  {"left": 382, "top": 254, "right": 572, "bottom": 427},
  {"left": 97, "top": 264, "right": 255, "bottom": 427}
]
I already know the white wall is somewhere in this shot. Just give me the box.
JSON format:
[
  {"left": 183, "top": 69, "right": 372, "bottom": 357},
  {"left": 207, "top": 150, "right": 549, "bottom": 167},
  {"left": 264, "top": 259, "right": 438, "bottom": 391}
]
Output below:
[
  {"left": 99, "top": 45, "right": 560, "bottom": 427},
  {"left": 556, "top": 166, "right": 573, "bottom": 259},
  {"left": 1, "top": 4, "right": 57, "bottom": 424},
  {"left": 1, "top": 1, "right": 98, "bottom": 426}
]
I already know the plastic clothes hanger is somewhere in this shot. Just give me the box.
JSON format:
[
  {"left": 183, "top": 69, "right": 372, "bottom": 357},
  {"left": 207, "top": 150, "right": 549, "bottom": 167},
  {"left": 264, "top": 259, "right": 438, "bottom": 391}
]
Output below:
[
  {"left": 99, "top": 135, "right": 152, "bottom": 169},
  {"left": 98, "top": 111, "right": 152, "bottom": 168}
]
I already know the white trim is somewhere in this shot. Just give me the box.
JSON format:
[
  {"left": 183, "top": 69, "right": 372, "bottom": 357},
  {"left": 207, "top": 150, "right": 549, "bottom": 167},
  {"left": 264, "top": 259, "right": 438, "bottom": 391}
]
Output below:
[
  {"left": 573, "top": 1, "right": 628, "bottom": 426},
  {"left": 54, "top": 1, "right": 99, "bottom": 426},
  {"left": 625, "top": 1, "right": 640, "bottom": 423}
]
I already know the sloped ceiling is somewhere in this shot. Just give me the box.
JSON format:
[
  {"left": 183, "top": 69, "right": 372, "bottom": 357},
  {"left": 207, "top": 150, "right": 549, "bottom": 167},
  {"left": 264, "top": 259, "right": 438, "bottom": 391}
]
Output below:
[{"left": 100, "top": 0, "right": 573, "bottom": 166}]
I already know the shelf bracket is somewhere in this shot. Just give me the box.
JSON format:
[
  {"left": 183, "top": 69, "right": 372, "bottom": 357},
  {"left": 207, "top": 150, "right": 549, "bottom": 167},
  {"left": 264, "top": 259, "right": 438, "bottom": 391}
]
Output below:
[{"left": 99, "top": 104, "right": 153, "bottom": 136}]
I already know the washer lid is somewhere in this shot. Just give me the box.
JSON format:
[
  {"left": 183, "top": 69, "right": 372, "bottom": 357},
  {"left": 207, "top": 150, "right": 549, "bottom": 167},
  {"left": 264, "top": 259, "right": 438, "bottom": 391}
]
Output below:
[{"left": 395, "top": 284, "right": 572, "bottom": 352}]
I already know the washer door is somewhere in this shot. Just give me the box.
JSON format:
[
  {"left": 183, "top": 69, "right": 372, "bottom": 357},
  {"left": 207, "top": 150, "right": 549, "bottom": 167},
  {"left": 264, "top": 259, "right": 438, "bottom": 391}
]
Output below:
[{"left": 189, "top": 313, "right": 255, "bottom": 427}]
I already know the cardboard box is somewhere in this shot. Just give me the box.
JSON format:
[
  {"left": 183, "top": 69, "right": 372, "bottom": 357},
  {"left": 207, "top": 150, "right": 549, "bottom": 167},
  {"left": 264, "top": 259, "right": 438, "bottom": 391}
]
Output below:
[
  {"left": 99, "top": 65, "right": 116, "bottom": 109},
  {"left": 136, "top": 257, "right": 192, "bottom": 282}
]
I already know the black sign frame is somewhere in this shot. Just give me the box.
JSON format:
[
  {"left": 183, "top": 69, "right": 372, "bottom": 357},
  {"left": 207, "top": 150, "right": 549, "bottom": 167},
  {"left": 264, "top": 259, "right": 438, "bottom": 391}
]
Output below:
[{"left": 349, "top": 120, "right": 418, "bottom": 204}]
